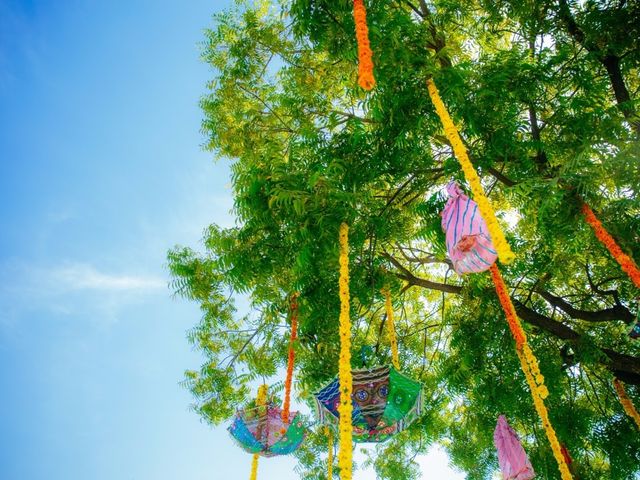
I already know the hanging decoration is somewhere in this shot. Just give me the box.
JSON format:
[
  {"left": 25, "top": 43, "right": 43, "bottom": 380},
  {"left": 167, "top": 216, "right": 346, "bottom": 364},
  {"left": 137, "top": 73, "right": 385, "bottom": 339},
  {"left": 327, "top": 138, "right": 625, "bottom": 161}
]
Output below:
[
  {"left": 314, "top": 365, "right": 423, "bottom": 443},
  {"left": 353, "top": 0, "right": 375, "bottom": 90},
  {"left": 325, "top": 426, "right": 334, "bottom": 479},
  {"left": 493, "top": 415, "right": 536, "bottom": 480},
  {"left": 426, "top": 78, "right": 514, "bottom": 265},
  {"left": 382, "top": 287, "right": 400, "bottom": 369},
  {"left": 338, "top": 222, "right": 354, "bottom": 479},
  {"left": 228, "top": 384, "right": 306, "bottom": 459},
  {"left": 490, "top": 264, "right": 573, "bottom": 480},
  {"left": 281, "top": 292, "right": 300, "bottom": 426},
  {"left": 581, "top": 202, "right": 640, "bottom": 289},
  {"left": 613, "top": 378, "right": 640, "bottom": 429},
  {"left": 442, "top": 181, "right": 498, "bottom": 274}
]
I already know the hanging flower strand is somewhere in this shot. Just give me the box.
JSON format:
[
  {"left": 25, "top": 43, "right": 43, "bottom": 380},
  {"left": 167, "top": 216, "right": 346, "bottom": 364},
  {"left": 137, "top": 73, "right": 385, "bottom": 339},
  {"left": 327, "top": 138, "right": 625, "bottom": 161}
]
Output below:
[
  {"left": 353, "top": 0, "right": 375, "bottom": 90},
  {"left": 490, "top": 264, "right": 573, "bottom": 480},
  {"left": 581, "top": 202, "right": 640, "bottom": 289},
  {"left": 325, "top": 426, "right": 334, "bottom": 479},
  {"left": 249, "top": 385, "right": 269, "bottom": 480},
  {"left": 426, "top": 78, "right": 515, "bottom": 264},
  {"left": 613, "top": 378, "right": 640, "bottom": 429},
  {"left": 382, "top": 287, "right": 400, "bottom": 369},
  {"left": 281, "top": 292, "right": 300, "bottom": 426},
  {"left": 338, "top": 223, "right": 353, "bottom": 480}
]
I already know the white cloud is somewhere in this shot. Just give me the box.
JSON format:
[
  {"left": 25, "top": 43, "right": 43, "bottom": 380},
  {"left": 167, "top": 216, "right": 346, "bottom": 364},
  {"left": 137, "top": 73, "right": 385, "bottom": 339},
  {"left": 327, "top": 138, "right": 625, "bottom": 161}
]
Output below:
[{"left": 50, "top": 263, "right": 165, "bottom": 291}]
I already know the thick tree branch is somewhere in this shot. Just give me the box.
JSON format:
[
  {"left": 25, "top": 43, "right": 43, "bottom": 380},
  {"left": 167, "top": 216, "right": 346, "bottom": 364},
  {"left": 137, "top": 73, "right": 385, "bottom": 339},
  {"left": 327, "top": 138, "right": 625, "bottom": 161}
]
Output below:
[{"left": 535, "top": 290, "right": 635, "bottom": 324}]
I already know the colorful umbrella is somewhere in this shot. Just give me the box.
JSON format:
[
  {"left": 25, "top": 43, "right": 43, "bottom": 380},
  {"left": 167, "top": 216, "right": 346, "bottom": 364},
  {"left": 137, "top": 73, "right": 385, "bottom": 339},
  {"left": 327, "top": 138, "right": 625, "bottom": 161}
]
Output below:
[
  {"left": 442, "top": 181, "right": 498, "bottom": 275},
  {"left": 314, "top": 365, "right": 423, "bottom": 443},
  {"left": 494, "top": 415, "right": 536, "bottom": 480},
  {"left": 228, "top": 400, "right": 306, "bottom": 457}
]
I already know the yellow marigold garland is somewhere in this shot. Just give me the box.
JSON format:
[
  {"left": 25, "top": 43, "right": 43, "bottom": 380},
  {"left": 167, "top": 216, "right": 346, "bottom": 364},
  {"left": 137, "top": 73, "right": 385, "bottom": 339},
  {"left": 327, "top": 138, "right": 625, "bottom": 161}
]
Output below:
[
  {"left": 382, "top": 287, "right": 400, "bottom": 370},
  {"left": 281, "top": 293, "right": 299, "bottom": 426},
  {"left": 338, "top": 223, "right": 353, "bottom": 480},
  {"left": 490, "top": 265, "right": 572, "bottom": 480},
  {"left": 426, "top": 78, "right": 515, "bottom": 264},
  {"left": 581, "top": 202, "right": 640, "bottom": 289},
  {"left": 353, "top": 0, "right": 375, "bottom": 90},
  {"left": 613, "top": 379, "right": 640, "bottom": 429},
  {"left": 249, "top": 454, "right": 259, "bottom": 480},
  {"left": 326, "top": 426, "right": 334, "bottom": 479},
  {"left": 249, "top": 385, "right": 268, "bottom": 480}
]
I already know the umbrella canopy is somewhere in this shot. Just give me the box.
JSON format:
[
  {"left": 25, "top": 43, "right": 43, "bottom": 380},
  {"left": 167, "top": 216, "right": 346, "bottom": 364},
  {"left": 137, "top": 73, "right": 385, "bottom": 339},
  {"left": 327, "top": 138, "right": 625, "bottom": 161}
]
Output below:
[
  {"left": 228, "top": 402, "right": 306, "bottom": 457},
  {"left": 494, "top": 415, "right": 536, "bottom": 480},
  {"left": 314, "top": 365, "right": 423, "bottom": 442},
  {"left": 442, "top": 181, "right": 498, "bottom": 275}
]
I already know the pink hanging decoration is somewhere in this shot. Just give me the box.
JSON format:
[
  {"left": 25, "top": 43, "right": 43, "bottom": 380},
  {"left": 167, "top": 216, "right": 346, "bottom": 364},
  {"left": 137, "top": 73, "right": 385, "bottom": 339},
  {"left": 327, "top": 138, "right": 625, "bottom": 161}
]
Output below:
[
  {"left": 494, "top": 415, "right": 536, "bottom": 480},
  {"left": 441, "top": 181, "right": 498, "bottom": 274}
]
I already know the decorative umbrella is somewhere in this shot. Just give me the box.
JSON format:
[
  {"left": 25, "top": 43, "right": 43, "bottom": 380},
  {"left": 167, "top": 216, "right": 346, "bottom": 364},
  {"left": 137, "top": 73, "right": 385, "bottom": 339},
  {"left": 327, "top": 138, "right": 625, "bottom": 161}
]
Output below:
[
  {"left": 442, "top": 181, "right": 498, "bottom": 275},
  {"left": 494, "top": 415, "right": 536, "bottom": 480},
  {"left": 228, "top": 398, "right": 306, "bottom": 457},
  {"left": 314, "top": 365, "right": 423, "bottom": 443}
]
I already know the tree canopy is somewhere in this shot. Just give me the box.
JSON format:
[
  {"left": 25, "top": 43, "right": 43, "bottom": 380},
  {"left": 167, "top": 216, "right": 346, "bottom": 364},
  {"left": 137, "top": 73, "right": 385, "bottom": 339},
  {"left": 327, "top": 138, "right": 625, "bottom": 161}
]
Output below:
[{"left": 168, "top": 0, "right": 640, "bottom": 478}]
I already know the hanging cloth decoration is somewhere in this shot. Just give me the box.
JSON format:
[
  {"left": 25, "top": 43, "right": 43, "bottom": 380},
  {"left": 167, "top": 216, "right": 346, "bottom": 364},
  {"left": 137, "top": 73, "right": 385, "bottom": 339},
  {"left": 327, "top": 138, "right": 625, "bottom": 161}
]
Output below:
[
  {"left": 581, "top": 202, "right": 640, "bottom": 289},
  {"left": 442, "top": 181, "right": 498, "bottom": 274},
  {"left": 353, "top": 0, "right": 375, "bottom": 90},
  {"left": 493, "top": 415, "right": 536, "bottom": 480},
  {"left": 281, "top": 292, "right": 299, "bottom": 426},
  {"left": 228, "top": 384, "right": 306, "bottom": 459},
  {"left": 382, "top": 287, "right": 400, "bottom": 369},
  {"left": 613, "top": 378, "right": 640, "bottom": 429},
  {"left": 426, "top": 78, "right": 514, "bottom": 265},
  {"left": 337, "top": 222, "right": 354, "bottom": 480},
  {"left": 490, "top": 265, "right": 573, "bottom": 480},
  {"left": 314, "top": 364, "right": 423, "bottom": 443}
]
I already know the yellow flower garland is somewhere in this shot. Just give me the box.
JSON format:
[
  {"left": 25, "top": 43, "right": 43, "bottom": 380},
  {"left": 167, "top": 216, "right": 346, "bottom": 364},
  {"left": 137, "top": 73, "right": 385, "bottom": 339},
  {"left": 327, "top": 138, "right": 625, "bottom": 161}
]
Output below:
[
  {"left": 249, "top": 385, "right": 268, "bottom": 480},
  {"left": 249, "top": 454, "right": 259, "bottom": 480},
  {"left": 426, "top": 78, "right": 515, "bottom": 264},
  {"left": 338, "top": 223, "right": 353, "bottom": 480},
  {"left": 326, "top": 426, "right": 334, "bottom": 479},
  {"left": 382, "top": 287, "right": 400, "bottom": 370},
  {"left": 613, "top": 379, "right": 640, "bottom": 429},
  {"left": 490, "top": 265, "right": 572, "bottom": 480}
]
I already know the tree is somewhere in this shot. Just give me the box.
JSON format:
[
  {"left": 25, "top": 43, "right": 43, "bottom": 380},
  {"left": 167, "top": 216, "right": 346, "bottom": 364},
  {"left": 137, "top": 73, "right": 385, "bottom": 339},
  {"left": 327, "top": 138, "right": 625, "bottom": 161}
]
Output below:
[{"left": 168, "top": 0, "right": 640, "bottom": 478}]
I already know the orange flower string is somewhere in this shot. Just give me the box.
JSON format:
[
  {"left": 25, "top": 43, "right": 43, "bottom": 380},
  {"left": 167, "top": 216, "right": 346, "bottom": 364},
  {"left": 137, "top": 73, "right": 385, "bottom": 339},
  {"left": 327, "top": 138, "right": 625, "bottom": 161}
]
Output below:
[
  {"left": 353, "top": 0, "right": 375, "bottom": 90},
  {"left": 281, "top": 292, "right": 300, "bottom": 426},
  {"left": 490, "top": 265, "right": 572, "bottom": 480},
  {"left": 382, "top": 287, "right": 400, "bottom": 369},
  {"left": 338, "top": 223, "right": 353, "bottom": 480},
  {"left": 581, "top": 202, "right": 640, "bottom": 289},
  {"left": 426, "top": 78, "right": 515, "bottom": 264},
  {"left": 613, "top": 378, "right": 640, "bottom": 429}
]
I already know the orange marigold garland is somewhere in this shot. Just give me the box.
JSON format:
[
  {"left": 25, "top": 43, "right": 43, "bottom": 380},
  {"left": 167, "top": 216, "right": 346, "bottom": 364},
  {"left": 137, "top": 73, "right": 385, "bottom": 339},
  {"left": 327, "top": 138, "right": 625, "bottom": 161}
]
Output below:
[
  {"left": 353, "top": 0, "right": 375, "bottom": 90},
  {"left": 382, "top": 287, "right": 400, "bottom": 369},
  {"left": 581, "top": 202, "right": 640, "bottom": 289},
  {"left": 613, "top": 378, "right": 640, "bottom": 429},
  {"left": 281, "top": 292, "right": 300, "bottom": 426},
  {"left": 338, "top": 223, "right": 353, "bottom": 480},
  {"left": 426, "top": 78, "right": 515, "bottom": 265},
  {"left": 490, "top": 265, "right": 572, "bottom": 480}
]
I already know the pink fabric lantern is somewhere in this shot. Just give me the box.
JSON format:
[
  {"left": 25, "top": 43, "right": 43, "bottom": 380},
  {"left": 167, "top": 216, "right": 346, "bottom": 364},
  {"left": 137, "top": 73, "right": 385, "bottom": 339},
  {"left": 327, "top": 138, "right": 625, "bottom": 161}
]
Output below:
[
  {"left": 441, "top": 181, "right": 498, "bottom": 274},
  {"left": 494, "top": 415, "right": 536, "bottom": 480}
]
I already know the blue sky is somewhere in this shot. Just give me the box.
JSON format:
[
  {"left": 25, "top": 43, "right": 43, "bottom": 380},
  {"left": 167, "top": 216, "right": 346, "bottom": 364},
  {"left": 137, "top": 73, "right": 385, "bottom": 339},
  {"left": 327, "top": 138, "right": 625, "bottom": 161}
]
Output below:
[{"left": 0, "top": 1, "right": 466, "bottom": 479}]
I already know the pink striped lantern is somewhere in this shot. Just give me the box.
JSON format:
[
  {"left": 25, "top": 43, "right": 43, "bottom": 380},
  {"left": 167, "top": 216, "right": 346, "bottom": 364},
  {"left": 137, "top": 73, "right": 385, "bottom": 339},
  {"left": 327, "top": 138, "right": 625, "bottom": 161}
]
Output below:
[{"left": 441, "top": 181, "right": 498, "bottom": 275}]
